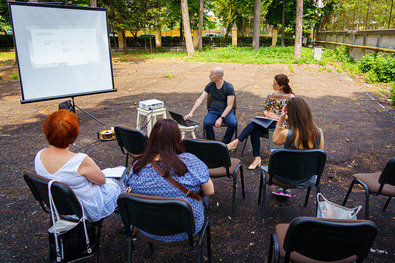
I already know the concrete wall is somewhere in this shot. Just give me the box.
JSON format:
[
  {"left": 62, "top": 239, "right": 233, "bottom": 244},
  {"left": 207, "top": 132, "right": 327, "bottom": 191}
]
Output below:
[{"left": 316, "top": 29, "right": 395, "bottom": 60}]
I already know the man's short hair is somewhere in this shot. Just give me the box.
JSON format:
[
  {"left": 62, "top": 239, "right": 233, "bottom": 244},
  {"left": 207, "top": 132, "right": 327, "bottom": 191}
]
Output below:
[{"left": 212, "top": 67, "right": 224, "bottom": 78}]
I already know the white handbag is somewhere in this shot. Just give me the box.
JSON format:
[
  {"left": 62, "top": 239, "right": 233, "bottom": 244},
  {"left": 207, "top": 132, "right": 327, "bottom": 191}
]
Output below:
[
  {"left": 317, "top": 193, "right": 362, "bottom": 220},
  {"left": 48, "top": 181, "right": 91, "bottom": 262}
]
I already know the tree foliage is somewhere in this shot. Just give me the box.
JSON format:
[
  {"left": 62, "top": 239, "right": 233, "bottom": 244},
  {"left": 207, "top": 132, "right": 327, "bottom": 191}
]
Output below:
[{"left": 265, "top": 0, "right": 337, "bottom": 33}]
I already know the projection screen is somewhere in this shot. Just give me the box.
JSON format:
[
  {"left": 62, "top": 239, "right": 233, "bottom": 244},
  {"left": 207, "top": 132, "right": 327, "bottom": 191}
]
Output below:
[{"left": 9, "top": 2, "right": 116, "bottom": 103}]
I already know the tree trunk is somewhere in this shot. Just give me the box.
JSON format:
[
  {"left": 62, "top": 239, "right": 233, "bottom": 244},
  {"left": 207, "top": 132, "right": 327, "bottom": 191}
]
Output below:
[
  {"left": 122, "top": 30, "right": 127, "bottom": 53},
  {"left": 252, "top": 0, "right": 261, "bottom": 50},
  {"left": 281, "top": 0, "right": 286, "bottom": 46},
  {"left": 180, "top": 20, "right": 184, "bottom": 45},
  {"left": 181, "top": 0, "right": 195, "bottom": 56},
  {"left": 112, "top": 30, "right": 118, "bottom": 54},
  {"left": 198, "top": 0, "right": 204, "bottom": 52},
  {"left": 294, "top": 0, "right": 303, "bottom": 59},
  {"left": 90, "top": 0, "right": 97, "bottom": 7}
]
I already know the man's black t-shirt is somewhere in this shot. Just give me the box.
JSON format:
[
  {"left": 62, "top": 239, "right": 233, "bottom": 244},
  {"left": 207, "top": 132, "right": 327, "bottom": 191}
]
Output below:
[{"left": 204, "top": 80, "right": 235, "bottom": 110}]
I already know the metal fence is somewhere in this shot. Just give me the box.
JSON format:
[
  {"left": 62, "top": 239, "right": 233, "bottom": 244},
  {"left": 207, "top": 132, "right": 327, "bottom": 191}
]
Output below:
[{"left": 319, "top": 0, "right": 394, "bottom": 31}]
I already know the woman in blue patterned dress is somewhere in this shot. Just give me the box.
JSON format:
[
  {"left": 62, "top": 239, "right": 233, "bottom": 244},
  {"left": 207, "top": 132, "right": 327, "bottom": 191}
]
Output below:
[
  {"left": 227, "top": 74, "right": 295, "bottom": 169},
  {"left": 125, "top": 119, "right": 214, "bottom": 243}
]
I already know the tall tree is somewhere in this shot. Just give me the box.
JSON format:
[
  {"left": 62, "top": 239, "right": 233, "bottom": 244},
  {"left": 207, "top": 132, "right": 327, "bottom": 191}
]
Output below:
[
  {"left": 198, "top": 0, "right": 204, "bottom": 51},
  {"left": 281, "top": 0, "right": 285, "bottom": 46},
  {"left": 294, "top": 0, "right": 303, "bottom": 59},
  {"left": 181, "top": 0, "right": 195, "bottom": 55},
  {"left": 252, "top": 0, "right": 261, "bottom": 49}
]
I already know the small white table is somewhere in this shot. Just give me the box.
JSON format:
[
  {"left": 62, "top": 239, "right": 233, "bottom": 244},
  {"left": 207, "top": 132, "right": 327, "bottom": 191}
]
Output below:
[
  {"left": 178, "top": 124, "right": 199, "bottom": 139},
  {"left": 136, "top": 107, "right": 167, "bottom": 135}
]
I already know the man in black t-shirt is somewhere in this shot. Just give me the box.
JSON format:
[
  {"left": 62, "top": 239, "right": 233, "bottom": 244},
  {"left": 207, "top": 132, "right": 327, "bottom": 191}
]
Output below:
[{"left": 184, "top": 67, "right": 236, "bottom": 143}]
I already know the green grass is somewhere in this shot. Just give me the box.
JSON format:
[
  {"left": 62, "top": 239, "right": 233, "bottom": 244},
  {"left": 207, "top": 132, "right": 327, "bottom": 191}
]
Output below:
[{"left": 0, "top": 51, "right": 16, "bottom": 65}]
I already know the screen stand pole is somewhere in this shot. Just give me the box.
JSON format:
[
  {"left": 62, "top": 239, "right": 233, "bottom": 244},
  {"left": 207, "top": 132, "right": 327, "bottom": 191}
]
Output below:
[{"left": 71, "top": 97, "right": 105, "bottom": 125}]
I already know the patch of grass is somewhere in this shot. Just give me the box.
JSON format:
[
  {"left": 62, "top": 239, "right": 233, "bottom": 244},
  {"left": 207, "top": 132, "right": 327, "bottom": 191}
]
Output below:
[
  {"left": 0, "top": 51, "right": 15, "bottom": 65},
  {"left": 164, "top": 74, "right": 173, "bottom": 78},
  {"left": 390, "top": 82, "right": 395, "bottom": 105},
  {"left": 288, "top": 64, "right": 294, "bottom": 73},
  {"left": 11, "top": 72, "right": 19, "bottom": 79}
]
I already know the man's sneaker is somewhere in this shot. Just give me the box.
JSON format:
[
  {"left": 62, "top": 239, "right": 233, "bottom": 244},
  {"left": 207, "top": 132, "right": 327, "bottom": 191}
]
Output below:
[
  {"left": 272, "top": 186, "right": 284, "bottom": 196},
  {"left": 283, "top": 188, "right": 292, "bottom": 198}
]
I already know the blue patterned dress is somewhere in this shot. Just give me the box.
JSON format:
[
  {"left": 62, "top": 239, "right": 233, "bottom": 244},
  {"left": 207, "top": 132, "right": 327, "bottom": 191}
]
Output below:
[{"left": 125, "top": 152, "right": 209, "bottom": 242}]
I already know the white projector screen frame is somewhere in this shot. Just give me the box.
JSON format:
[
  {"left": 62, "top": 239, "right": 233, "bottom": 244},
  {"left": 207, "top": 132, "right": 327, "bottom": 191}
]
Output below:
[{"left": 9, "top": 2, "right": 116, "bottom": 103}]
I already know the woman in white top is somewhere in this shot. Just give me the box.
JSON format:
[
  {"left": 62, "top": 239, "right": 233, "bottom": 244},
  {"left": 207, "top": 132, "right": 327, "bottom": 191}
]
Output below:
[{"left": 35, "top": 109, "right": 120, "bottom": 222}]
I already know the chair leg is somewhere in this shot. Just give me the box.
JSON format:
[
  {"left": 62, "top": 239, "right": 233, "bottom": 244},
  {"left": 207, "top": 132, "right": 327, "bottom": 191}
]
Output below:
[
  {"left": 267, "top": 233, "right": 274, "bottom": 263},
  {"left": 127, "top": 237, "right": 132, "bottom": 263},
  {"left": 232, "top": 176, "right": 237, "bottom": 218},
  {"left": 304, "top": 187, "right": 311, "bottom": 206},
  {"left": 240, "top": 166, "right": 245, "bottom": 198},
  {"left": 365, "top": 191, "right": 370, "bottom": 219},
  {"left": 241, "top": 138, "right": 248, "bottom": 158},
  {"left": 197, "top": 240, "right": 203, "bottom": 263},
  {"left": 207, "top": 223, "right": 212, "bottom": 263},
  {"left": 383, "top": 197, "right": 392, "bottom": 211},
  {"left": 258, "top": 171, "right": 263, "bottom": 205},
  {"left": 262, "top": 180, "right": 267, "bottom": 226},
  {"left": 342, "top": 180, "right": 356, "bottom": 206},
  {"left": 149, "top": 243, "right": 154, "bottom": 254}
]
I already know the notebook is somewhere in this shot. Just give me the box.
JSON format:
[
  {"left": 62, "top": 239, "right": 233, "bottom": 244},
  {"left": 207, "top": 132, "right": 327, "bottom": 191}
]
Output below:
[
  {"left": 252, "top": 116, "right": 278, "bottom": 129},
  {"left": 169, "top": 111, "right": 199, "bottom": 127}
]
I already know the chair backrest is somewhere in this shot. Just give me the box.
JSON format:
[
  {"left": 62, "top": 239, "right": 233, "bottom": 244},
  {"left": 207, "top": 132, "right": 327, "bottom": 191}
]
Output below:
[
  {"left": 207, "top": 93, "right": 237, "bottom": 111},
  {"left": 268, "top": 149, "right": 326, "bottom": 185},
  {"left": 183, "top": 138, "right": 232, "bottom": 170},
  {"left": 283, "top": 217, "right": 378, "bottom": 262},
  {"left": 114, "top": 125, "right": 148, "bottom": 156},
  {"left": 379, "top": 157, "right": 395, "bottom": 186},
  {"left": 117, "top": 193, "right": 196, "bottom": 242},
  {"left": 23, "top": 171, "right": 83, "bottom": 218}
]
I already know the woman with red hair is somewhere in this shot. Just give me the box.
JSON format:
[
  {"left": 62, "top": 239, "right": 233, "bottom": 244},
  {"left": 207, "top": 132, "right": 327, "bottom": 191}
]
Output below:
[
  {"left": 126, "top": 119, "right": 214, "bottom": 242},
  {"left": 35, "top": 109, "right": 120, "bottom": 222}
]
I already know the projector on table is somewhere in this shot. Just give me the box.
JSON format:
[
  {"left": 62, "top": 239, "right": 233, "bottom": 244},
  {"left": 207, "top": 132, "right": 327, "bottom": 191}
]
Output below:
[{"left": 138, "top": 99, "right": 165, "bottom": 110}]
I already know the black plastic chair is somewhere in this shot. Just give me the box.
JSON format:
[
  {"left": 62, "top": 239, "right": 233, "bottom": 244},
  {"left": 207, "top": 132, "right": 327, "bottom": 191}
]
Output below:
[
  {"left": 23, "top": 171, "right": 104, "bottom": 263},
  {"left": 183, "top": 138, "right": 245, "bottom": 218},
  {"left": 114, "top": 125, "right": 148, "bottom": 179},
  {"left": 258, "top": 149, "right": 326, "bottom": 226},
  {"left": 202, "top": 93, "right": 238, "bottom": 141},
  {"left": 117, "top": 193, "right": 211, "bottom": 263},
  {"left": 267, "top": 217, "right": 378, "bottom": 263},
  {"left": 342, "top": 157, "right": 395, "bottom": 219}
]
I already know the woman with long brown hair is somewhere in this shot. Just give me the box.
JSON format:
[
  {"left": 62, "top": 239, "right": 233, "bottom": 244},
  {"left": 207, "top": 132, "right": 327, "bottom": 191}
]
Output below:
[
  {"left": 271, "top": 97, "right": 324, "bottom": 197},
  {"left": 125, "top": 119, "right": 214, "bottom": 242},
  {"left": 227, "top": 74, "right": 295, "bottom": 169}
]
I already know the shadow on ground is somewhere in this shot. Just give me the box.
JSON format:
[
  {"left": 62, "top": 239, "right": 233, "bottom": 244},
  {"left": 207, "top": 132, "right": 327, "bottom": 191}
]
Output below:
[{"left": 0, "top": 62, "right": 394, "bottom": 262}]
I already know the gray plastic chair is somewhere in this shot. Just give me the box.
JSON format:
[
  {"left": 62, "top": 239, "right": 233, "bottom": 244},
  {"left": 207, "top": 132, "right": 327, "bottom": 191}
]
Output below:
[
  {"left": 342, "top": 157, "right": 395, "bottom": 219},
  {"left": 258, "top": 149, "right": 326, "bottom": 226},
  {"left": 267, "top": 217, "right": 378, "bottom": 263},
  {"left": 117, "top": 193, "right": 211, "bottom": 263}
]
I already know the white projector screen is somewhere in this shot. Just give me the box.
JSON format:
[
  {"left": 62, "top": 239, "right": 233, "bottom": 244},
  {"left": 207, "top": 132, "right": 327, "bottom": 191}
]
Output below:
[{"left": 9, "top": 2, "right": 116, "bottom": 103}]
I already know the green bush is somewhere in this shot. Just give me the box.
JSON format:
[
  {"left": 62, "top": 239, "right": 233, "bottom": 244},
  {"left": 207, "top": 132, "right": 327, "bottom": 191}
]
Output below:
[
  {"left": 358, "top": 53, "right": 375, "bottom": 72},
  {"left": 361, "top": 53, "right": 395, "bottom": 83},
  {"left": 391, "top": 82, "right": 395, "bottom": 105}
]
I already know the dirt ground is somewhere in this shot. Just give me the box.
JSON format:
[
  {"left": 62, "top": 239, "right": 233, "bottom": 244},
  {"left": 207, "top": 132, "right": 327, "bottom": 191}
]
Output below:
[{"left": 0, "top": 60, "right": 394, "bottom": 262}]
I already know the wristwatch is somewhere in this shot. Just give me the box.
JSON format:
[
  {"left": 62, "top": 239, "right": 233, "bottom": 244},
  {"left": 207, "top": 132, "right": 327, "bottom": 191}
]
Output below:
[{"left": 220, "top": 116, "right": 225, "bottom": 120}]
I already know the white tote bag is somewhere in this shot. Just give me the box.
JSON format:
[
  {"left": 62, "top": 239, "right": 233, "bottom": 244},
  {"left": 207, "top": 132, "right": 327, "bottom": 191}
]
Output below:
[{"left": 317, "top": 193, "right": 362, "bottom": 220}]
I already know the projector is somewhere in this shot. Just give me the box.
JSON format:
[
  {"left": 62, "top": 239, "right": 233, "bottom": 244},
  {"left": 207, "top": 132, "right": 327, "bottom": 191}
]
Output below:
[{"left": 138, "top": 99, "right": 165, "bottom": 110}]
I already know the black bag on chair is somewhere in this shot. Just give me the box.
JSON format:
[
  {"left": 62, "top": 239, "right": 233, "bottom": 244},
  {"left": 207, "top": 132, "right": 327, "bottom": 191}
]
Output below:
[{"left": 58, "top": 100, "right": 73, "bottom": 111}]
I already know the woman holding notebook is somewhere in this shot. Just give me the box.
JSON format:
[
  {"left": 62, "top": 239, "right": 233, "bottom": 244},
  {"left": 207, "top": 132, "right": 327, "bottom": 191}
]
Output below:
[{"left": 227, "top": 74, "right": 295, "bottom": 169}]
